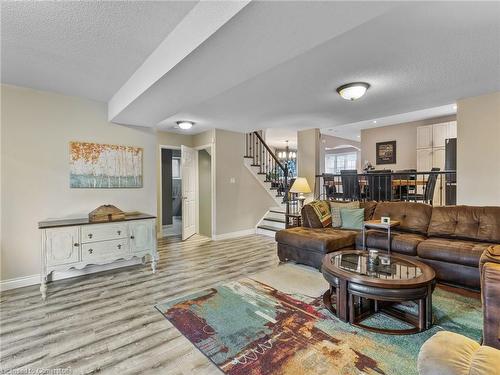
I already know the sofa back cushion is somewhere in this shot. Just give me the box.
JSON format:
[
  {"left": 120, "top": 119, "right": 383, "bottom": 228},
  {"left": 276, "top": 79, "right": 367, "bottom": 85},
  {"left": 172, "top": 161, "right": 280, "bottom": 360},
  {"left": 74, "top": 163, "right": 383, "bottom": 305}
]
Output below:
[
  {"left": 428, "top": 206, "right": 500, "bottom": 243},
  {"left": 302, "top": 200, "right": 377, "bottom": 228},
  {"left": 372, "top": 201, "right": 432, "bottom": 235}
]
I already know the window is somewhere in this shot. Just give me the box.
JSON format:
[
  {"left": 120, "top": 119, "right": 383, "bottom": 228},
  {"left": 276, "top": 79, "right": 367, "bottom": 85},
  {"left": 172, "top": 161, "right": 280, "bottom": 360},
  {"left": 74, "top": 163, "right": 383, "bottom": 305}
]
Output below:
[
  {"left": 325, "top": 152, "right": 357, "bottom": 174},
  {"left": 172, "top": 157, "right": 181, "bottom": 179}
]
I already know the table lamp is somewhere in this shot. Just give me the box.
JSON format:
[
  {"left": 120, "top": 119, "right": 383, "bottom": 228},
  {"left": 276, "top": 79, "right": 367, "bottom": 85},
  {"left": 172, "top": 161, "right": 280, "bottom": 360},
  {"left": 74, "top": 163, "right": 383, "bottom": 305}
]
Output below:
[{"left": 290, "top": 177, "right": 312, "bottom": 208}]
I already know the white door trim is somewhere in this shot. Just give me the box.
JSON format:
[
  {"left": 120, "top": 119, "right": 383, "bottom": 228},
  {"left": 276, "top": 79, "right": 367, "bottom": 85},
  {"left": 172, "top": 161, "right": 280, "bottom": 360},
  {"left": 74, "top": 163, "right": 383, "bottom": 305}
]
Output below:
[{"left": 181, "top": 145, "right": 197, "bottom": 240}]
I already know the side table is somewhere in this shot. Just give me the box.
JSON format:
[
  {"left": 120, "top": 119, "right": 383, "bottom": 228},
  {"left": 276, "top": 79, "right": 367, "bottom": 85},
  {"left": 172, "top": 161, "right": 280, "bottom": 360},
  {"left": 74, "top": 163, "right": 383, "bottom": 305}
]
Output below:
[{"left": 362, "top": 220, "right": 400, "bottom": 254}]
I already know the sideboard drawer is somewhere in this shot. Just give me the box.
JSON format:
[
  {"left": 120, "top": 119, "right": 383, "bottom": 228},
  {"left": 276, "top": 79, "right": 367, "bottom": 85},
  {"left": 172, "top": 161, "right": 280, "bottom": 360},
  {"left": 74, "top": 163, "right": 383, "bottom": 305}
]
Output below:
[
  {"left": 81, "top": 239, "right": 130, "bottom": 260},
  {"left": 81, "top": 223, "right": 128, "bottom": 243}
]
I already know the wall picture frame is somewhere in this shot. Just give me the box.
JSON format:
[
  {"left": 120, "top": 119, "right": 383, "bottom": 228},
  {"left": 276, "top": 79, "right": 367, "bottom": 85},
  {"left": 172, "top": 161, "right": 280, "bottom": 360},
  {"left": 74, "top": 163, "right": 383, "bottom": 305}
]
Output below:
[
  {"left": 70, "top": 141, "right": 143, "bottom": 188},
  {"left": 376, "top": 140, "right": 396, "bottom": 165}
]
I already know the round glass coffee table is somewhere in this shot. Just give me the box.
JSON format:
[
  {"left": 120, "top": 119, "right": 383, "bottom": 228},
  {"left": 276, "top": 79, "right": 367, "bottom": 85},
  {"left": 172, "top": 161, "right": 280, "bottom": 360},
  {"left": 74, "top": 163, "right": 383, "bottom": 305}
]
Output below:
[{"left": 322, "top": 250, "right": 436, "bottom": 334}]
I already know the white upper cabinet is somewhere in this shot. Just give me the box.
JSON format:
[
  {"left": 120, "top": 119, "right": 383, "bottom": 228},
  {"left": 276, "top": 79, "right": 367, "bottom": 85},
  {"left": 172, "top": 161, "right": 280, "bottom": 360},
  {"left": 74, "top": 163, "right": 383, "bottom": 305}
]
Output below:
[
  {"left": 432, "top": 147, "right": 446, "bottom": 170},
  {"left": 417, "top": 148, "right": 433, "bottom": 172},
  {"left": 417, "top": 121, "right": 457, "bottom": 149},
  {"left": 417, "top": 125, "right": 433, "bottom": 149},
  {"left": 432, "top": 123, "right": 449, "bottom": 148}
]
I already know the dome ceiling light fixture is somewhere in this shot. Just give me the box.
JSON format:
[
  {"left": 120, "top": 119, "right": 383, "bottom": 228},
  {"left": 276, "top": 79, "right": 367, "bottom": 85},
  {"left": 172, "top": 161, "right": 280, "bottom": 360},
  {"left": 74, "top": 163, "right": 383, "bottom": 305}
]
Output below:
[
  {"left": 177, "top": 120, "right": 194, "bottom": 130},
  {"left": 336, "top": 82, "right": 370, "bottom": 101}
]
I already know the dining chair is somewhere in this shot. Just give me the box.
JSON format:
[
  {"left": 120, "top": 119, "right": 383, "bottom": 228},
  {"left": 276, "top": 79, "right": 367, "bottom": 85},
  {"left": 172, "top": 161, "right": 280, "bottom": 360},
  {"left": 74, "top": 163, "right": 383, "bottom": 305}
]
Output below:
[
  {"left": 340, "top": 170, "right": 361, "bottom": 201},
  {"left": 411, "top": 168, "right": 440, "bottom": 205},
  {"left": 392, "top": 169, "right": 417, "bottom": 201},
  {"left": 366, "top": 170, "right": 392, "bottom": 201}
]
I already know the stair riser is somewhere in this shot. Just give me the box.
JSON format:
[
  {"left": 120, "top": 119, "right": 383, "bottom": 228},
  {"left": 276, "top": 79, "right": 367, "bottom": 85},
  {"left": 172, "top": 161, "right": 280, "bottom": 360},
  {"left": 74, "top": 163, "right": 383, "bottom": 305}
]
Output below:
[
  {"left": 266, "top": 211, "right": 286, "bottom": 220},
  {"left": 256, "top": 228, "right": 277, "bottom": 237},
  {"left": 262, "top": 220, "right": 286, "bottom": 229}
]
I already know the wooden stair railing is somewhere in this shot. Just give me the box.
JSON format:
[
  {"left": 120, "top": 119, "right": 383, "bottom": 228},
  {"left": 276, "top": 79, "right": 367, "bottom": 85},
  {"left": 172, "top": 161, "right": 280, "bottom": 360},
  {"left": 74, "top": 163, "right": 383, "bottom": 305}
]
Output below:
[{"left": 245, "top": 132, "right": 299, "bottom": 225}]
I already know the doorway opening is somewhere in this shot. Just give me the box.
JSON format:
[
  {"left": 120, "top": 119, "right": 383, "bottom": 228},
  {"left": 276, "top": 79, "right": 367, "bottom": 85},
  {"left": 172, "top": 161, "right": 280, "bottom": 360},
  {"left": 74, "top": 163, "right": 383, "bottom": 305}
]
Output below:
[
  {"left": 161, "top": 148, "right": 182, "bottom": 237},
  {"left": 160, "top": 144, "right": 214, "bottom": 240}
]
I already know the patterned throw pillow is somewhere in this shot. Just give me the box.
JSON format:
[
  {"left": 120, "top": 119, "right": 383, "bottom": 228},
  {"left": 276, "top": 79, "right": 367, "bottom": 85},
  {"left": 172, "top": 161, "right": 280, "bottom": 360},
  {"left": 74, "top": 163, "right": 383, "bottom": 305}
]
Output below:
[
  {"left": 309, "top": 200, "right": 332, "bottom": 227},
  {"left": 330, "top": 201, "right": 360, "bottom": 228}
]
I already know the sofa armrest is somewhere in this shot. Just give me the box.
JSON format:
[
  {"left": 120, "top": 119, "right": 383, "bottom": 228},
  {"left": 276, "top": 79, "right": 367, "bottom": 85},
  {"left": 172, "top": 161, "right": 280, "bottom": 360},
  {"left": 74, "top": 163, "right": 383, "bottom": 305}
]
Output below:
[{"left": 482, "top": 260, "right": 500, "bottom": 350}]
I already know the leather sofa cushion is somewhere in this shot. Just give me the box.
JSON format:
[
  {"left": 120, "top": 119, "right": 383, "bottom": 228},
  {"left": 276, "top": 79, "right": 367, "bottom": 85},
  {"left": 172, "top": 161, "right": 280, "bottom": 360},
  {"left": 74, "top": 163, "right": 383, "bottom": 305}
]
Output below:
[
  {"left": 275, "top": 227, "right": 357, "bottom": 254},
  {"left": 481, "top": 261, "right": 500, "bottom": 350},
  {"left": 372, "top": 201, "right": 432, "bottom": 235},
  {"left": 355, "top": 230, "right": 426, "bottom": 256},
  {"left": 417, "top": 238, "right": 495, "bottom": 267},
  {"left": 428, "top": 206, "right": 500, "bottom": 243}
]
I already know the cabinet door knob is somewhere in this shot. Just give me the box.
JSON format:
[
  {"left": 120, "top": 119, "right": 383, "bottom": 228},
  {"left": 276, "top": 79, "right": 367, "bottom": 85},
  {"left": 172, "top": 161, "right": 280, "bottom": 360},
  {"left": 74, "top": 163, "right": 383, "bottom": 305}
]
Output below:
[
  {"left": 88, "top": 233, "right": 93, "bottom": 239},
  {"left": 117, "top": 244, "right": 122, "bottom": 249},
  {"left": 130, "top": 235, "right": 135, "bottom": 239},
  {"left": 117, "top": 230, "right": 121, "bottom": 235},
  {"left": 88, "top": 249, "right": 93, "bottom": 254},
  {"left": 74, "top": 243, "right": 79, "bottom": 247}
]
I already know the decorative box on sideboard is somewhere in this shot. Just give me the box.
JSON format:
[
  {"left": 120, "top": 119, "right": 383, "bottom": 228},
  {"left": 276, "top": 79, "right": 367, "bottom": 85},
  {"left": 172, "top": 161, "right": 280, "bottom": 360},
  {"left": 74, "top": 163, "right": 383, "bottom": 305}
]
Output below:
[{"left": 38, "top": 213, "right": 158, "bottom": 300}]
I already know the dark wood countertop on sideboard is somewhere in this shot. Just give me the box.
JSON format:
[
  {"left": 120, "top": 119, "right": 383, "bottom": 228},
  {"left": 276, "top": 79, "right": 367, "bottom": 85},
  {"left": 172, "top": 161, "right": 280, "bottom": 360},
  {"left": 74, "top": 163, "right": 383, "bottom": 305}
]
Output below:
[{"left": 38, "top": 213, "right": 156, "bottom": 229}]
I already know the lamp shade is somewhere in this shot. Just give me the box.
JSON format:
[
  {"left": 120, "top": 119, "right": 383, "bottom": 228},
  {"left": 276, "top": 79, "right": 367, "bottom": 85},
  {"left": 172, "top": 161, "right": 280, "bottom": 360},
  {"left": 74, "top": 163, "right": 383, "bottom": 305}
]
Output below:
[{"left": 290, "top": 177, "right": 312, "bottom": 194}]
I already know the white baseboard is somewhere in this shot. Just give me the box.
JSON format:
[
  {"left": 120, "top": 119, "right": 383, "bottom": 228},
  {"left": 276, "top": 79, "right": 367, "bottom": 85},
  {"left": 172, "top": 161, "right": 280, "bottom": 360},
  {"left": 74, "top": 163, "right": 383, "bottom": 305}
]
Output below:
[
  {"left": 212, "top": 228, "right": 256, "bottom": 241},
  {"left": 0, "top": 274, "right": 41, "bottom": 291},
  {"left": 0, "top": 258, "right": 143, "bottom": 292}
]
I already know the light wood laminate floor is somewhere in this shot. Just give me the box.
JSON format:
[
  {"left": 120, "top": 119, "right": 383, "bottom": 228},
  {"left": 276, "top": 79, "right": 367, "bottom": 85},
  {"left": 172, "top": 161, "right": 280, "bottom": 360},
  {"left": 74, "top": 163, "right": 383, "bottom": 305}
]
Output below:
[{"left": 1, "top": 234, "right": 278, "bottom": 374}]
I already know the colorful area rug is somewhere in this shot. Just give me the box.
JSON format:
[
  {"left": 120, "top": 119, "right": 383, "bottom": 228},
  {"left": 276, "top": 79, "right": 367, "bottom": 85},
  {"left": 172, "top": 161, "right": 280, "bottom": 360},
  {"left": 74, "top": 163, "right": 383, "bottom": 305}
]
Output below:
[{"left": 155, "top": 278, "right": 481, "bottom": 375}]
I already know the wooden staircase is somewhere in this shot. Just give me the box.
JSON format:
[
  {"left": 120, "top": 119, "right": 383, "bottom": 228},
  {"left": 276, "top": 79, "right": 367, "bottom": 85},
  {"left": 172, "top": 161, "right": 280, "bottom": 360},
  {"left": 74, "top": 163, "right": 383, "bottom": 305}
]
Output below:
[{"left": 243, "top": 131, "right": 297, "bottom": 237}]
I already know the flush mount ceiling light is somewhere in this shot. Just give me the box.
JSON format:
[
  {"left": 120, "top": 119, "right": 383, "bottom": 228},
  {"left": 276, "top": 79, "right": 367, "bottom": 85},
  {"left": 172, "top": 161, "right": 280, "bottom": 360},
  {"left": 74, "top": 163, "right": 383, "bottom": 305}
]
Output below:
[
  {"left": 336, "top": 82, "right": 370, "bottom": 101},
  {"left": 177, "top": 121, "right": 194, "bottom": 130}
]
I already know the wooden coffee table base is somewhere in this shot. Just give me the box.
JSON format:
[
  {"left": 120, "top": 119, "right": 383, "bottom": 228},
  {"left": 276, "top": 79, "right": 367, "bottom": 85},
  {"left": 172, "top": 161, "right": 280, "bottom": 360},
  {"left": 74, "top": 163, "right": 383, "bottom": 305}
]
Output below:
[{"left": 323, "top": 284, "right": 434, "bottom": 335}]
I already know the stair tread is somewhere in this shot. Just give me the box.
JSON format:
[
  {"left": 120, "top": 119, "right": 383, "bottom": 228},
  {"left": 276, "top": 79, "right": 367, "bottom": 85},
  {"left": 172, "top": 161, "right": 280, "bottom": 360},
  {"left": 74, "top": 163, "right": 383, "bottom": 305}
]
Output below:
[
  {"left": 264, "top": 217, "right": 286, "bottom": 223},
  {"left": 269, "top": 210, "right": 286, "bottom": 214},
  {"left": 257, "top": 225, "right": 281, "bottom": 232}
]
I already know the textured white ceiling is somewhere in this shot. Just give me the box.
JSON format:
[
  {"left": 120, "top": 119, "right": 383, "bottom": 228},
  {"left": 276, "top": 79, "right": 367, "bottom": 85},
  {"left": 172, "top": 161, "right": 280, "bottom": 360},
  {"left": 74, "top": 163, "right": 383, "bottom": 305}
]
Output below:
[
  {"left": 2, "top": 1, "right": 499, "bottom": 136},
  {"left": 157, "top": 2, "right": 499, "bottom": 135},
  {"left": 1, "top": 1, "right": 197, "bottom": 101}
]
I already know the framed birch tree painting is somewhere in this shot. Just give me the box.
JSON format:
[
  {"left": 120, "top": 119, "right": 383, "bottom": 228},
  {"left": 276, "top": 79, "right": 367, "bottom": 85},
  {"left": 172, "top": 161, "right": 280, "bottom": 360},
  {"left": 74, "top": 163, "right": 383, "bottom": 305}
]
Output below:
[{"left": 70, "top": 142, "right": 143, "bottom": 188}]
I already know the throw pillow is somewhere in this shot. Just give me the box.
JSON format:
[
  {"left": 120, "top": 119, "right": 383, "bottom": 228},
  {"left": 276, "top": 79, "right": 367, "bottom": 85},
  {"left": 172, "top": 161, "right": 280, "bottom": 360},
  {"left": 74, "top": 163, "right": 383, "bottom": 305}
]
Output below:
[
  {"left": 330, "top": 201, "right": 360, "bottom": 227},
  {"left": 309, "top": 200, "right": 332, "bottom": 227},
  {"left": 340, "top": 208, "right": 365, "bottom": 230}
]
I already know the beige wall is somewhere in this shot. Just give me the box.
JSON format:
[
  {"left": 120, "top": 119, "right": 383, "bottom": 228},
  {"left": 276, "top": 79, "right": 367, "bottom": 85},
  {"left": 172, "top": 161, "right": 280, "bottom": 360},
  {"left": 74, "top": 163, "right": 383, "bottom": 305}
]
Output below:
[
  {"left": 297, "top": 128, "right": 320, "bottom": 199},
  {"left": 457, "top": 92, "right": 500, "bottom": 205},
  {"left": 361, "top": 115, "right": 456, "bottom": 171},
  {"left": 214, "top": 129, "right": 275, "bottom": 235},
  {"left": 1, "top": 84, "right": 157, "bottom": 281},
  {"left": 198, "top": 149, "right": 212, "bottom": 236}
]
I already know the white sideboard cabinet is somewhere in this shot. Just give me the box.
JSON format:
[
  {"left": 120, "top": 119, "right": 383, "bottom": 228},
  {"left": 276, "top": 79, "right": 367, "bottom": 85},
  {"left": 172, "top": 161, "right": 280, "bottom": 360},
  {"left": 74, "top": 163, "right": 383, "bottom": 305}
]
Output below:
[{"left": 39, "top": 214, "right": 157, "bottom": 299}]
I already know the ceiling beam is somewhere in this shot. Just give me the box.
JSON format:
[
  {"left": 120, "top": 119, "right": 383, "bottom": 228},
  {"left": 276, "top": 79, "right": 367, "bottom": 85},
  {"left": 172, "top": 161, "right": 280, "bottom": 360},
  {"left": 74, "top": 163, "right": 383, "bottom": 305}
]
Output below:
[{"left": 108, "top": 0, "right": 250, "bottom": 123}]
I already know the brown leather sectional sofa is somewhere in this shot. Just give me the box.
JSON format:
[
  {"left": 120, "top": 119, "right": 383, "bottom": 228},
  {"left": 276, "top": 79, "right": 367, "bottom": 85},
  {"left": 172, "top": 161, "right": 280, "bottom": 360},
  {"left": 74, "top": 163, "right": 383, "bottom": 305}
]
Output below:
[{"left": 276, "top": 201, "right": 500, "bottom": 290}]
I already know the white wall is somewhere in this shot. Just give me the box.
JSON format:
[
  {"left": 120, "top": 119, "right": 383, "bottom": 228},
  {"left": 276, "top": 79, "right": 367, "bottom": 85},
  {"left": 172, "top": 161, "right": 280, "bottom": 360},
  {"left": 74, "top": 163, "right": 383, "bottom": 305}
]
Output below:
[
  {"left": 457, "top": 91, "right": 500, "bottom": 205},
  {"left": 1, "top": 84, "right": 157, "bottom": 281},
  {"left": 361, "top": 115, "right": 456, "bottom": 171}
]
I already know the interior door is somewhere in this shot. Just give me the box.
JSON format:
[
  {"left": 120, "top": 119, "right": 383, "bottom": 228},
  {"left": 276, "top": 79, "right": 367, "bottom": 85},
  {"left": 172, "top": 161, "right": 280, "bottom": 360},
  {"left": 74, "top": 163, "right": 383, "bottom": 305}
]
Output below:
[{"left": 181, "top": 145, "right": 197, "bottom": 240}]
